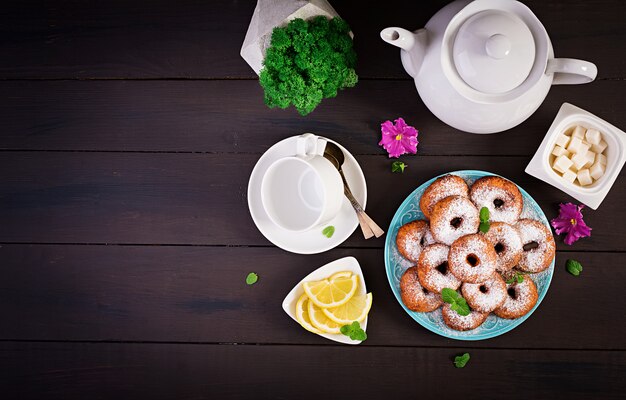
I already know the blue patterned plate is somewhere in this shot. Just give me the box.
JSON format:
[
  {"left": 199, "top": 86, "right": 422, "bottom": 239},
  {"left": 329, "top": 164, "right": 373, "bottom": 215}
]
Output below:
[{"left": 384, "top": 170, "right": 555, "bottom": 340}]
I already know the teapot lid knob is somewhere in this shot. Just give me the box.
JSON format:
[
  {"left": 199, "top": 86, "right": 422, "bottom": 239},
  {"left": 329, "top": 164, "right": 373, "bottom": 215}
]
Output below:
[
  {"left": 485, "top": 34, "right": 511, "bottom": 59},
  {"left": 451, "top": 10, "right": 536, "bottom": 94}
]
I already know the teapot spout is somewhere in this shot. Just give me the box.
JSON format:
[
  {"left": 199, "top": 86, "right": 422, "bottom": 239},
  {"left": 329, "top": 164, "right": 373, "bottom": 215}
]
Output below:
[{"left": 380, "top": 27, "right": 428, "bottom": 77}]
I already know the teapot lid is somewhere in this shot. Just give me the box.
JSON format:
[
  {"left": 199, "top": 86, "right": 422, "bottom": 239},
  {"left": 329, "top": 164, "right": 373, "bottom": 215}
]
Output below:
[{"left": 452, "top": 10, "right": 535, "bottom": 94}]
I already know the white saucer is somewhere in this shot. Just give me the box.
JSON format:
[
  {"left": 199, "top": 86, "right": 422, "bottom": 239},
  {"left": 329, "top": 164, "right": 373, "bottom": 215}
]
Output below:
[
  {"left": 282, "top": 256, "right": 368, "bottom": 345},
  {"left": 248, "top": 134, "right": 367, "bottom": 254}
]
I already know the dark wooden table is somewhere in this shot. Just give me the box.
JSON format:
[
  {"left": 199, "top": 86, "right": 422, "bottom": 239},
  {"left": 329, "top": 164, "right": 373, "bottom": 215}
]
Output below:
[{"left": 1, "top": 1, "right": 625, "bottom": 398}]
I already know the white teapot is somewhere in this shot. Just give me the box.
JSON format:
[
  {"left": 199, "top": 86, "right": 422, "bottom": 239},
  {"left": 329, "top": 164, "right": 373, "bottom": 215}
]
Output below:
[{"left": 381, "top": 0, "right": 597, "bottom": 134}]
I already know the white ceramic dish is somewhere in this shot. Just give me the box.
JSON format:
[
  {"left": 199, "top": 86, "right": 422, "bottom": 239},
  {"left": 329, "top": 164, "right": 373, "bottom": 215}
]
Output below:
[
  {"left": 248, "top": 134, "right": 367, "bottom": 254},
  {"left": 282, "top": 256, "right": 368, "bottom": 345},
  {"left": 526, "top": 103, "right": 626, "bottom": 209}
]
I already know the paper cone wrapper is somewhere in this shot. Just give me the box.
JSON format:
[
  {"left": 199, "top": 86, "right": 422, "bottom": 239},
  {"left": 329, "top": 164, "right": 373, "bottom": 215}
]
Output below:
[{"left": 240, "top": 0, "right": 346, "bottom": 75}]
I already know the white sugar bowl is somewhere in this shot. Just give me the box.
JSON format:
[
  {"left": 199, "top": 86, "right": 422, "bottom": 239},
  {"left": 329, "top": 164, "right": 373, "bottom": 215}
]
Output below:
[{"left": 526, "top": 103, "right": 626, "bottom": 209}]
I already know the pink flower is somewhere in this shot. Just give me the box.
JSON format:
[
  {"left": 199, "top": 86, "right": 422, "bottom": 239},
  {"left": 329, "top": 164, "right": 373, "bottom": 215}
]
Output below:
[
  {"left": 550, "top": 203, "right": 592, "bottom": 245},
  {"left": 379, "top": 118, "right": 418, "bottom": 158}
]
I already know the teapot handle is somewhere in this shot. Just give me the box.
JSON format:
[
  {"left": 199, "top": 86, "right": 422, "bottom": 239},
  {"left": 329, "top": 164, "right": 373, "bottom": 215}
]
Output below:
[{"left": 547, "top": 58, "right": 597, "bottom": 85}]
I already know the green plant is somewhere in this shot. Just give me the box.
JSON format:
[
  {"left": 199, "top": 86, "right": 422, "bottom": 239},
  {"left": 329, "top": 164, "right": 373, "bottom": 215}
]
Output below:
[{"left": 259, "top": 16, "right": 358, "bottom": 116}]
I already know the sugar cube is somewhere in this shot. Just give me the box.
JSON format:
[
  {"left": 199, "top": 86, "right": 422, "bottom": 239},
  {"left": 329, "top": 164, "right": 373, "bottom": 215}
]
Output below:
[
  {"left": 571, "top": 151, "right": 588, "bottom": 170},
  {"left": 555, "top": 133, "right": 570, "bottom": 148},
  {"left": 567, "top": 137, "right": 585, "bottom": 153},
  {"left": 562, "top": 169, "right": 577, "bottom": 183},
  {"left": 551, "top": 145, "right": 569, "bottom": 157},
  {"left": 597, "top": 153, "right": 607, "bottom": 165},
  {"left": 583, "top": 151, "right": 596, "bottom": 168},
  {"left": 577, "top": 169, "right": 593, "bottom": 186},
  {"left": 590, "top": 161, "right": 606, "bottom": 180},
  {"left": 571, "top": 125, "right": 586, "bottom": 139},
  {"left": 591, "top": 139, "right": 608, "bottom": 154},
  {"left": 585, "top": 128, "right": 602, "bottom": 145},
  {"left": 553, "top": 155, "right": 574, "bottom": 173}
]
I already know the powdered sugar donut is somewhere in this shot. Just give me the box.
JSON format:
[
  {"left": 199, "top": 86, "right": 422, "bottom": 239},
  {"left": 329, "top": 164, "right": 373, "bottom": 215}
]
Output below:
[
  {"left": 442, "top": 303, "right": 488, "bottom": 331},
  {"left": 419, "top": 174, "right": 469, "bottom": 219},
  {"left": 429, "top": 196, "right": 480, "bottom": 246},
  {"left": 484, "top": 222, "right": 523, "bottom": 272},
  {"left": 396, "top": 220, "right": 437, "bottom": 263},
  {"left": 494, "top": 276, "right": 538, "bottom": 319},
  {"left": 514, "top": 219, "right": 556, "bottom": 273},
  {"left": 470, "top": 176, "right": 523, "bottom": 224},
  {"left": 448, "top": 234, "right": 497, "bottom": 284},
  {"left": 461, "top": 273, "right": 507, "bottom": 313},
  {"left": 417, "top": 244, "right": 461, "bottom": 293},
  {"left": 400, "top": 267, "right": 443, "bottom": 312}
]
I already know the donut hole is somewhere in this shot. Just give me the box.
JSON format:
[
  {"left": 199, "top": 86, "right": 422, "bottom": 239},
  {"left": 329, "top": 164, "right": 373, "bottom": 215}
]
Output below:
[
  {"left": 422, "top": 287, "right": 429, "bottom": 294},
  {"left": 507, "top": 287, "right": 517, "bottom": 299},
  {"left": 450, "top": 217, "right": 463, "bottom": 229},
  {"left": 419, "top": 236, "right": 425, "bottom": 246},
  {"left": 466, "top": 254, "right": 480, "bottom": 267},
  {"left": 493, "top": 198, "right": 505, "bottom": 208},
  {"left": 435, "top": 261, "right": 449, "bottom": 275},
  {"left": 523, "top": 241, "right": 539, "bottom": 251},
  {"left": 479, "top": 285, "right": 488, "bottom": 294},
  {"left": 494, "top": 242, "right": 505, "bottom": 254}
]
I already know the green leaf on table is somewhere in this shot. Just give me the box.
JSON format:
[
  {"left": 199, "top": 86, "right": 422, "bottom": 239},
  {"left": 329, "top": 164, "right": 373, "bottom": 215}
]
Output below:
[
  {"left": 245, "top": 272, "right": 258, "bottom": 285},
  {"left": 479, "top": 207, "right": 490, "bottom": 233},
  {"left": 391, "top": 161, "right": 407, "bottom": 173},
  {"left": 454, "top": 352, "right": 470, "bottom": 368},
  {"left": 340, "top": 321, "right": 367, "bottom": 341},
  {"left": 322, "top": 225, "right": 335, "bottom": 238},
  {"left": 566, "top": 259, "right": 583, "bottom": 276},
  {"left": 441, "top": 288, "right": 470, "bottom": 316}
]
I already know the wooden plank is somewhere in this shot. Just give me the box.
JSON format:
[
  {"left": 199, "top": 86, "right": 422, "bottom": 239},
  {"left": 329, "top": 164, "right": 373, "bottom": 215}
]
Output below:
[
  {"left": 0, "top": 153, "right": 623, "bottom": 250},
  {"left": 0, "top": 80, "right": 625, "bottom": 154},
  {"left": 0, "top": 245, "right": 623, "bottom": 349},
  {"left": 2, "top": 342, "right": 624, "bottom": 399},
  {"left": 0, "top": 0, "right": 624, "bottom": 79}
]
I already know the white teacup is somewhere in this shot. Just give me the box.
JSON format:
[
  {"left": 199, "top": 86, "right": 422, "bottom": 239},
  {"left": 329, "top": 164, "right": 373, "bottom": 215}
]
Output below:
[{"left": 261, "top": 134, "right": 344, "bottom": 232}]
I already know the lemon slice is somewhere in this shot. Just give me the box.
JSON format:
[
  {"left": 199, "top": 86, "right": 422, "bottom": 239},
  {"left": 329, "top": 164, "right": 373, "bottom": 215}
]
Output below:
[
  {"left": 307, "top": 298, "right": 343, "bottom": 334},
  {"left": 322, "top": 292, "right": 373, "bottom": 324},
  {"left": 302, "top": 275, "right": 358, "bottom": 308},
  {"left": 328, "top": 271, "right": 352, "bottom": 281},
  {"left": 295, "top": 293, "right": 322, "bottom": 334}
]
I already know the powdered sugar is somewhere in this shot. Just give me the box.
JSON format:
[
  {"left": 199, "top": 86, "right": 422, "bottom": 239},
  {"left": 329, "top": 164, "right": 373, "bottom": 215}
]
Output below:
[
  {"left": 397, "top": 220, "right": 435, "bottom": 262},
  {"left": 484, "top": 222, "right": 523, "bottom": 272},
  {"left": 515, "top": 219, "right": 556, "bottom": 273},
  {"left": 442, "top": 302, "right": 488, "bottom": 330},
  {"left": 448, "top": 234, "right": 497, "bottom": 284},
  {"left": 417, "top": 244, "right": 460, "bottom": 293},
  {"left": 430, "top": 196, "right": 479, "bottom": 245},
  {"left": 461, "top": 274, "right": 507, "bottom": 313},
  {"left": 420, "top": 174, "right": 469, "bottom": 218},
  {"left": 495, "top": 277, "right": 538, "bottom": 317},
  {"left": 470, "top": 177, "right": 522, "bottom": 224}
]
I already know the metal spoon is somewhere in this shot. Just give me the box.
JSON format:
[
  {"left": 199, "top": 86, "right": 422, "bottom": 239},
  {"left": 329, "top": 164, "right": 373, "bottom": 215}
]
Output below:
[{"left": 323, "top": 142, "right": 385, "bottom": 239}]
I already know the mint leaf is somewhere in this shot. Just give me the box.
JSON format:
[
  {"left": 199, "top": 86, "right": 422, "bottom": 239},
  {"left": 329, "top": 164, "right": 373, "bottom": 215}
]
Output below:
[
  {"left": 441, "top": 288, "right": 458, "bottom": 303},
  {"left": 479, "top": 207, "right": 490, "bottom": 222},
  {"left": 506, "top": 273, "right": 525, "bottom": 284},
  {"left": 322, "top": 225, "right": 335, "bottom": 238},
  {"left": 340, "top": 321, "right": 367, "bottom": 342},
  {"left": 391, "top": 161, "right": 407, "bottom": 173},
  {"left": 566, "top": 259, "right": 583, "bottom": 276},
  {"left": 454, "top": 353, "right": 470, "bottom": 368},
  {"left": 516, "top": 274, "right": 524, "bottom": 283},
  {"left": 479, "top": 207, "right": 490, "bottom": 233},
  {"left": 453, "top": 300, "right": 470, "bottom": 316},
  {"left": 245, "top": 272, "right": 258, "bottom": 285}
]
